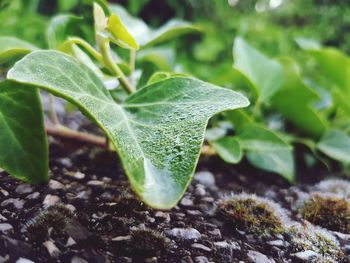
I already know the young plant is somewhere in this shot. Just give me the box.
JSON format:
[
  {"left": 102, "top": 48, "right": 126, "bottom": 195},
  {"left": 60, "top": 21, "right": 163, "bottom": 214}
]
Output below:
[
  {"left": 209, "top": 37, "right": 350, "bottom": 181},
  {"left": 0, "top": 2, "right": 249, "bottom": 209}
]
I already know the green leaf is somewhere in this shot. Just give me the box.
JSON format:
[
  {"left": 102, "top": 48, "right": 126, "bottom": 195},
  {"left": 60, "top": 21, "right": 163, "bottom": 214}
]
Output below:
[
  {"left": 210, "top": 137, "right": 242, "bottom": 164},
  {"left": 317, "top": 129, "right": 350, "bottom": 163},
  {"left": 47, "top": 14, "right": 81, "bottom": 49},
  {"left": 109, "top": 4, "right": 200, "bottom": 47},
  {"left": 238, "top": 124, "right": 295, "bottom": 181},
  {"left": 308, "top": 48, "right": 350, "bottom": 115},
  {"left": 107, "top": 14, "right": 139, "bottom": 50},
  {"left": 0, "top": 36, "right": 37, "bottom": 63},
  {"left": 0, "top": 80, "right": 48, "bottom": 183},
  {"left": 137, "top": 47, "right": 175, "bottom": 71},
  {"left": 147, "top": 72, "right": 189, "bottom": 85},
  {"left": 270, "top": 58, "right": 328, "bottom": 137},
  {"left": 8, "top": 50, "right": 249, "bottom": 209},
  {"left": 233, "top": 37, "right": 284, "bottom": 103}
]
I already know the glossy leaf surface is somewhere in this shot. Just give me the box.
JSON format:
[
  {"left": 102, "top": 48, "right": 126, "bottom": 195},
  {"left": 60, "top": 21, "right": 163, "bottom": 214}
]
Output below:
[
  {"left": 270, "top": 59, "right": 327, "bottom": 137},
  {"left": 210, "top": 137, "right": 242, "bottom": 164},
  {"left": 233, "top": 37, "right": 284, "bottom": 102},
  {"left": 8, "top": 50, "right": 249, "bottom": 208},
  {"left": 238, "top": 124, "right": 295, "bottom": 181},
  {"left": 0, "top": 81, "right": 48, "bottom": 183},
  {"left": 0, "top": 37, "right": 37, "bottom": 63},
  {"left": 317, "top": 129, "right": 350, "bottom": 163},
  {"left": 109, "top": 4, "right": 200, "bottom": 47}
]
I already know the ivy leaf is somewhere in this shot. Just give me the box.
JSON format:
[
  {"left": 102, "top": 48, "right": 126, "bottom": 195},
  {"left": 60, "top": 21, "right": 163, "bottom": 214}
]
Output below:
[
  {"left": 210, "top": 137, "right": 242, "bottom": 164},
  {"left": 233, "top": 37, "right": 284, "bottom": 103},
  {"left": 47, "top": 14, "right": 81, "bottom": 49},
  {"left": 308, "top": 48, "right": 350, "bottom": 115},
  {"left": 0, "top": 36, "right": 37, "bottom": 63},
  {"left": 238, "top": 124, "right": 295, "bottom": 182},
  {"left": 0, "top": 80, "right": 48, "bottom": 183},
  {"left": 8, "top": 50, "right": 249, "bottom": 209},
  {"left": 109, "top": 4, "right": 200, "bottom": 47},
  {"left": 317, "top": 129, "right": 350, "bottom": 163},
  {"left": 270, "top": 58, "right": 328, "bottom": 138},
  {"left": 107, "top": 14, "right": 139, "bottom": 50}
]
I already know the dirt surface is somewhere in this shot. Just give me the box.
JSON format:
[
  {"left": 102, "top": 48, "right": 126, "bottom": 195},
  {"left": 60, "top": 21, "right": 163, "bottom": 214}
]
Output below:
[{"left": 1, "top": 110, "right": 350, "bottom": 263}]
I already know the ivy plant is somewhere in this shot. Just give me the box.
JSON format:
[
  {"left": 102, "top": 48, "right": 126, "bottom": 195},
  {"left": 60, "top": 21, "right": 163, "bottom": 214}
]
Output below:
[
  {"left": 209, "top": 37, "right": 350, "bottom": 181},
  {"left": 0, "top": 3, "right": 249, "bottom": 209}
]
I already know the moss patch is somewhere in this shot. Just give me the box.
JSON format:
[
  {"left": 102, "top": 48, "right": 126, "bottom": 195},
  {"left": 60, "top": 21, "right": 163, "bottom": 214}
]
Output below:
[
  {"left": 300, "top": 193, "right": 350, "bottom": 233},
  {"left": 218, "top": 193, "right": 286, "bottom": 235}
]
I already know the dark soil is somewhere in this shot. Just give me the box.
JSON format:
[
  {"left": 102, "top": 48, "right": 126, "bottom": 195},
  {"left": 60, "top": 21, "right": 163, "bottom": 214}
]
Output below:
[{"left": 1, "top": 111, "right": 350, "bottom": 263}]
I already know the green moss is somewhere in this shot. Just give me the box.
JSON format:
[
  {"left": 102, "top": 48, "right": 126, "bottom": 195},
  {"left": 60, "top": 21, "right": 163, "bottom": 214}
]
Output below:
[
  {"left": 218, "top": 193, "right": 286, "bottom": 235},
  {"left": 289, "top": 222, "right": 344, "bottom": 262},
  {"left": 300, "top": 193, "right": 350, "bottom": 233}
]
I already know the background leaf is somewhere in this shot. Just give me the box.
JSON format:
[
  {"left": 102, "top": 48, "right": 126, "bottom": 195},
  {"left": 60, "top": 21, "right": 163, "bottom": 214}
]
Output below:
[
  {"left": 308, "top": 48, "right": 350, "bottom": 115},
  {"left": 233, "top": 37, "right": 284, "bottom": 103},
  {"left": 238, "top": 124, "right": 295, "bottom": 181},
  {"left": 0, "top": 80, "right": 48, "bottom": 183},
  {"left": 8, "top": 50, "right": 249, "bottom": 209},
  {"left": 0, "top": 36, "right": 37, "bottom": 63},
  {"left": 317, "top": 129, "right": 350, "bottom": 163},
  {"left": 210, "top": 137, "right": 242, "bottom": 164},
  {"left": 270, "top": 58, "right": 328, "bottom": 137},
  {"left": 109, "top": 4, "right": 200, "bottom": 47},
  {"left": 47, "top": 14, "right": 81, "bottom": 49}
]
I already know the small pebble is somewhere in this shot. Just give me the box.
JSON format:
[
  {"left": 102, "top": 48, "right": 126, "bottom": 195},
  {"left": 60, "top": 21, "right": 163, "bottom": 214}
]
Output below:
[
  {"left": 71, "top": 256, "right": 88, "bottom": 263},
  {"left": 191, "top": 243, "right": 212, "bottom": 252},
  {"left": 291, "top": 250, "right": 319, "bottom": 261},
  {"left": 43, "top": 195, "right": 61, "bottom": 207},
  {"left": 194, "top": 256, "right": 209, "bottom": 263},
  {"left": 112, "top": 235, "right": 132, "bottom": 241},
  {"left": 65, "top": 171, "right": 85, "bottom": 180},
  {"left": 117, "top": 257, "right": 132, "bottom": 263},
  {"left": 87, "top": 180, "right": 104, "bottom": 186},
  {"left": 195, "top": 185, "right": 206, "bottom": 196},
  {"left": 26, "top": 192, "right": 40, "bottom": 200},
  {"left": 154, "top": 211, "right": 171, "bottom": 222},
  {"left": 0, "top": 188, "right": 9, "bottom": 197},
  {"left": 0, "top": 223, "right": 13, "bottom": 234},
  {"left": 181, "top": 197, "right": 194, "bottom": 206},
  {"left": 145, "top": 257, "right": 157, "bottom": 263},
  {"left": 15, "top": 184, "right": 33, "bottom": 195},
  {"left": 165, "top": 228, "right": 201, "bottom": 241},
  {"left": 193, "top": 171, "right": 215, "bottom": 187},
  {"left": 208, "top": 229, "right": 221, "bottom": 239},
  {"left": 247, "top": 250, "right": 274, "bottom": 263},
  {"left": 0, "top": 214, "right": 7, "bottom": 221},
  {"left": 16, "top": 258, "right": 35, "bottom": 263},
  {"left": 267, "top": 240, "right": 285, "bottom": 247},
  {"left": 186, "top": 210, "right": 202, "bottom": 216},
  {"left": 59, "top": 157, "right": 72, "bottom": 167},
  {"left": 43, "top": 240, "right": 60, "bottom": 258},
  {"left": 66, "top": 237, "right": 76, "bottom": 247},
  {"left": 0, "top": 255, "right": 9, "bottom": 263},
  {"left": 1, "top": 198, "right": 25, "bottom": 209},
  {"left": 181, "top": 256, "right": 193, "bottom": 263},
  {"left": 48, "top": 180, "right": 64, "bottom": 190}
]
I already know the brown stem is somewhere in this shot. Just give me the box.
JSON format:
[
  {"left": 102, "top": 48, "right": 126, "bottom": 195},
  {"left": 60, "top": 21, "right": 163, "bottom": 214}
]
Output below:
[
  {"left": 46, "top": 125, "right": 106, "bottom": 146},
  {"left": 45, "top": 125, "right": 215, "bottom": 156}
]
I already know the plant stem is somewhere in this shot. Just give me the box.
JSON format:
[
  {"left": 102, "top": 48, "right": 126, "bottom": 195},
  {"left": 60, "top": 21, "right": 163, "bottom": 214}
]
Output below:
[
  {"left": 130, "top": 49, "right": 136, "bottom": 73},
  {"left": 48, "top": 94, "right": 60, "bottom": 125},
  {"left": 63, "top": 37, "right": 103, "bottom": 63},
  {"left": 100, "top": 41, "right": 136, "bottom": 94},
  {"left": 45, "top": 125, "right": 215, "bottom": 156},
  {"left": 46, "top": 125, "right": 106, "bottom": 146}
]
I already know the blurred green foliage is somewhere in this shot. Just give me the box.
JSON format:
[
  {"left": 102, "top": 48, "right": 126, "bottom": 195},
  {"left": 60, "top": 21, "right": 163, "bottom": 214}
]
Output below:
[{"left": 2, "top": 0, "right": 350, "bottom": 181}]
